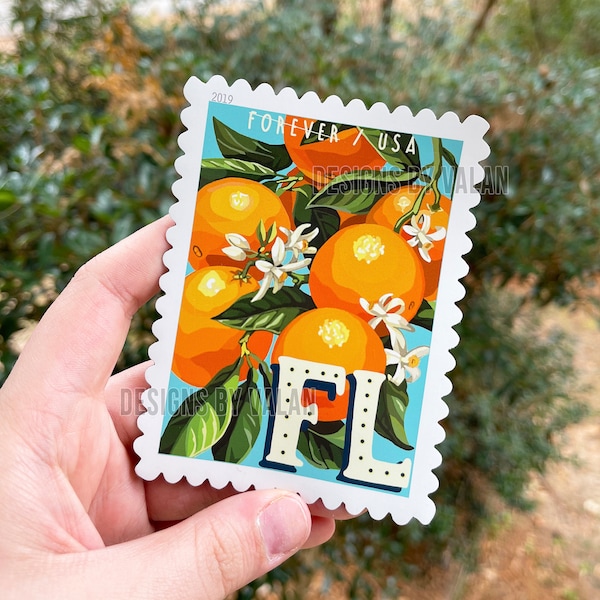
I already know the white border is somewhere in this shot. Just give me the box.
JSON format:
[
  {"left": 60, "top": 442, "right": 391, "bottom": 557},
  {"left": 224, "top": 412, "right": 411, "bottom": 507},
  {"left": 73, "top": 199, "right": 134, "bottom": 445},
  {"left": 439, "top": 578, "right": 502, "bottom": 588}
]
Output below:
[{"left": 134, "top": 76, "right": 490, "bottom": 525}]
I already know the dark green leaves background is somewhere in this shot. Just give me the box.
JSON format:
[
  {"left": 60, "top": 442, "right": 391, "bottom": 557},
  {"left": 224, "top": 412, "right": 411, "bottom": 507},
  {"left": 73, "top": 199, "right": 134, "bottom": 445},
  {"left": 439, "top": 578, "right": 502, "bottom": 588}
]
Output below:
[{"left": 2, "top": 0, "right": 597, "bottom": 594}]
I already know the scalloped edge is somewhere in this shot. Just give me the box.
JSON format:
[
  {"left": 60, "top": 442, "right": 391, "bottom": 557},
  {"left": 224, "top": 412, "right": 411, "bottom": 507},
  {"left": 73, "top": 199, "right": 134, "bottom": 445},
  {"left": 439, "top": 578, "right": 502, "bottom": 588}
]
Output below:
[{"left": 133, "top": 76, "right": 490, "bottom": 526}]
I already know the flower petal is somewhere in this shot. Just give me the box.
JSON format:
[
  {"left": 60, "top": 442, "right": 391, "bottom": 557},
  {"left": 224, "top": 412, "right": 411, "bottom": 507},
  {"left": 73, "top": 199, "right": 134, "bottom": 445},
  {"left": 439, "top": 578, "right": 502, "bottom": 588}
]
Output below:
[
  {"left": 281, "top": 257, "right": 312, "bottom": 272},
  {"left": 429, "top": 227, "right": 447, "bottom": 241},
  {"left": 418, "top": 246, "right": 432, "bottom": 262},
  {"left": 385, "top": 348, "right": 401, "bottom": 365},
  {"left": 383, "top": 297, "right": 404, "bottom": 312},
  {"left": 390, "top": 331, "right": 408, "bottom": 353},
  {"left": 252, "top": 274, "right": 272, "bottom": 302},
  {"left": 419, "top": 213, "right": 432, "bottom": 232},
  {"left": 405, "top": 367, "right": 420, "bottom": 383},
  {"left": 368, "top": 316, "right": 382, "bottom": 330},
  {"left": 222, "top": 246, "right": 247, "bottom": 261},
  {"left": 271, "top": 237, "right": 286, "bottom": 264},
  {"left": 225, "top": 233, "right": 251, "bottom": 249},
  {"left": 385, "top": 314, "right": 411, "bottom": 329},
  {"left": 294, "top": 223, "right": 312, "bottom": 235},
  {"left": 413, "top": 346, "right": 430, "bottom": 358},
  {"left": 359, "top": 297, "right": 371, "bottom": 312},
  {"left": 255, "top": 259, "right": 274, "bottom": 273},
  {"left": 377, "top": 292, "right": 394, "bottom": 306},
  {"left": 389, "top": 364, "right": 406, "bottom": 386},
  {"left": 305, "top": 226, "right": 320, "bottom": 242}
]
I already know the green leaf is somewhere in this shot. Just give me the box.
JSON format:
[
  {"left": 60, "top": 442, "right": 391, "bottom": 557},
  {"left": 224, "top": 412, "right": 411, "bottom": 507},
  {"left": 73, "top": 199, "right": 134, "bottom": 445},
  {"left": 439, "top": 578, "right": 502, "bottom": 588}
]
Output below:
[
  {"left": 294, "top": 183, "right": 314, "bottom": 201},
  {"left": 265, "top": 221, "right": 277, "bottom": 244},
  {"left": 184, "top": 402, "right": 221, "bottom": 457},
  {"left": 73, "top": 134, "right": 91, "bottom": 154},
  {"left": 215, "top": 287, "right": 316, "bottom": 334},
  {"left": 375, "top": 378, "right": 414, "bottom": 451},
  {"left": 159, "top": 360, "right": 242, "bottom": 457},
  {"left": 213, "top": 368, "right": 263, "bottom": 463},
  {"left": 256, "top": 219, "right": 267, "bottom": 246},
  {"left": 410, "top": 300, "right": 436, "bottom": 330},
  {"left": 297, "top": 421, "right": 346, "bottom": 469},
  {"left": 0, "top": 189, "right": 17, "bottom": 207},
  {"left": 199, "top": 158, "right": 276, "bottom": 186},
  {"left": 213, "top": 117, "right": 292, "bottom": 171},
  {"left": 293, "top": 191, "right": 340, "bottom": 249},
  {"left": 306, "top": 169, "right": 419, "bottom": 215},
  {"left": 159, "top": 360, "right": 242, "bottom": 455},
  {"left": 361, "top": 128, "right": 421, "bottom": 171},
  {"left": 258, "top": 361, "right": 275, "bottom": 407}
]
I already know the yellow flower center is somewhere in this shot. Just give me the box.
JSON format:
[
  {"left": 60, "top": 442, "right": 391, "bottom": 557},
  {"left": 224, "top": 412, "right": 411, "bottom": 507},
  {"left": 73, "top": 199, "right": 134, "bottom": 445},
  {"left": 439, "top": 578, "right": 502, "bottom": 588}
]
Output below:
[
  {"left": 197, "top": 269, "right": 227, "bottom": 297},
  {"left": 394, "top": 194, "right": 412, "bottom": 213},
  {"left": 353, "top": 234, "right": 385, "bottom": 264},
  {"left": 229, "top": 190, "right": 251, "bottom": 211},
  {"left": 318, "top": 318, "right": 350, "bottom": 349},
  {"left": 407, "top": 355, "right": 421, "bottom": 368}
]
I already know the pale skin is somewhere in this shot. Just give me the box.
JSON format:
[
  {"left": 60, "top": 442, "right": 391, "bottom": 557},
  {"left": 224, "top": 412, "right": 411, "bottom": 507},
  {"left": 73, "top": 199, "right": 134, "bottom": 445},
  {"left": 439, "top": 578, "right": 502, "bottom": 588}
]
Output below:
[{"left": 0, "top": 216, "right": 349, "bottom": 599}]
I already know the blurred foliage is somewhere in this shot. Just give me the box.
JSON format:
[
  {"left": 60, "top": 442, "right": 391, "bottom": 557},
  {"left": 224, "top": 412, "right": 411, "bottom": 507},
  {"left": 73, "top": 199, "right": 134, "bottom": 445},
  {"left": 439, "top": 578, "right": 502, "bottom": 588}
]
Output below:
[{"left": 1, "top": 0, "right": 598, "bottom": 595}]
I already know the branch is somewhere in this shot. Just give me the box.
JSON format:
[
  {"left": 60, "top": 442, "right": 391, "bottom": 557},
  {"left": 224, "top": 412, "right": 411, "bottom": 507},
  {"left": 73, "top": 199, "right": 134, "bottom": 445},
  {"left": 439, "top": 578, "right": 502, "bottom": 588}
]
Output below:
[
  {"left": 458, "top": 0, "right": 499, "bottom": 60},
  {"left": 381, "top": 0, "right": 394, "bottom": 38}
]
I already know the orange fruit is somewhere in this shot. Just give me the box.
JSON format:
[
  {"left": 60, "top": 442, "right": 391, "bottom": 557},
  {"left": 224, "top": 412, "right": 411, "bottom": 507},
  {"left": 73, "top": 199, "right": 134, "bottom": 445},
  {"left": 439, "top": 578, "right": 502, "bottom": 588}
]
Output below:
[
  {"left": 271, "top": 307, "right": 386, "bottom": 421},
  {"left": 309, "top": 223, "right": 425, "bottom": 323},
  {"left": 172, "top": 266, "right": 272, "bottom": 387},
  {"left": 419, "top": 259, "right": 444, "bottom": 303},
  {"left": 367, "top": 185, "right": 451, "bottom": 300},
  {"left": 284, "top": 115, "right": 385, "bottom": 187},
  {"left": 188, "top": 177, "right": 291, "bottom": 271}
]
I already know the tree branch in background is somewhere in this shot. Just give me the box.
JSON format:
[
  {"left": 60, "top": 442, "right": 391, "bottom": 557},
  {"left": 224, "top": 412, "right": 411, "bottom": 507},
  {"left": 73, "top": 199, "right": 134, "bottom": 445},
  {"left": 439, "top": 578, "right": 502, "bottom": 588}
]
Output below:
[
  {"left": 381, "top": 0, "right": 394, "bottom": 38},
  {"left": 320, "top": 0, "right": 339, "bottom": 37},
  {"left": 458, "top": 0, "right": 499, "bottom": 60},
  {"left": 528, "top": 0, "right": 545, "bottom": 51}
]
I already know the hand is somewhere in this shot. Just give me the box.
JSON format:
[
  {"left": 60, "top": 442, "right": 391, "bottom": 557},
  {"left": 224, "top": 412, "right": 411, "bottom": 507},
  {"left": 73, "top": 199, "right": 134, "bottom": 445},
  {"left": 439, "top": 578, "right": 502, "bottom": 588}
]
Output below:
[{"left": 0, "top": 217, "right": 338, "bottom": 599}]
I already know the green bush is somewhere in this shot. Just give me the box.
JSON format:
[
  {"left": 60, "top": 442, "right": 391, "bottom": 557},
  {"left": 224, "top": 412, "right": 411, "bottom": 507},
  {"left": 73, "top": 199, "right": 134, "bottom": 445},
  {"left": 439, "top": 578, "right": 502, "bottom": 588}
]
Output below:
[{"left": 1, "top": 0, "right": 597, "bottom": 595}]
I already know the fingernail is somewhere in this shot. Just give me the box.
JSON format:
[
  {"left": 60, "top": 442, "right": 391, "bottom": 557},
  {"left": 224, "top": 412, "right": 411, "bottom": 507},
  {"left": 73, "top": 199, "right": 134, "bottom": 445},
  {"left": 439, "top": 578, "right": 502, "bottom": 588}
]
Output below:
[{"left": 258, "top": 494, "right": 310, "bottom": 560}]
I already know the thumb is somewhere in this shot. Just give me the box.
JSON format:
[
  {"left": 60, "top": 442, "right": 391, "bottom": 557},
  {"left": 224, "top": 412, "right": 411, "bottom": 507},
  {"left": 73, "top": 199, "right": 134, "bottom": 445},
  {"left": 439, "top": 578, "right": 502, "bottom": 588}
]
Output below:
[{"left": 76, "top": 490, "right": 311, "bottom": 600}]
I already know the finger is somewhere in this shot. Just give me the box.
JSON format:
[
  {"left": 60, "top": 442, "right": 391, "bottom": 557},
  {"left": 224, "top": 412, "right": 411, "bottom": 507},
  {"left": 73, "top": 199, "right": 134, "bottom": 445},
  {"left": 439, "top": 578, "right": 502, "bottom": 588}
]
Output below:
[
  {"left": 308, "top": 499, "right": 360, "bottom": 520},
  {"left": 8, "top": 216, "right": 172, "bottom": 403},
  {"left": 74, "top": 490, "right": 312, "bottom": 600},
  {"left": 302, "top": 516, "right": 336, "bottom": 549},
  {"left": 105, "top": 361, "right": 151, "bottom": 446},
  {"left": 151, "top": 512, "right": 336, "bottom": 550},
  {"left": 145, "top": 477, "right": 350, "bottom": 528},
  {"left": 146, "top": 479, "right": 239, "bottom": 522}
]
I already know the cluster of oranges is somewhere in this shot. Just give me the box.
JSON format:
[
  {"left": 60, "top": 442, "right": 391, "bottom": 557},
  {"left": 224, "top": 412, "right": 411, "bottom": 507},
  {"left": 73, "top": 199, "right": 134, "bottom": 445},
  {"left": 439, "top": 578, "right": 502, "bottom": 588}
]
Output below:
[
  {"left": 172, "top": 117, "right": 451, "bottom": 423},
  {"left": 282, "top": 116, "right": 451, "bottom": 306},
  {"left": 173, "top": 178, "right": 288, "bottom": 387}
]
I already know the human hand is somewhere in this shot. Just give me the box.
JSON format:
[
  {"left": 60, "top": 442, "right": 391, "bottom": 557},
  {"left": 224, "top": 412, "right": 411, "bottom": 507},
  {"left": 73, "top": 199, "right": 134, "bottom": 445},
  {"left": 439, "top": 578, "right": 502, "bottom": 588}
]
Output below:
[{"left": 0, "top": 216, "right": 338, "bottom": 599}]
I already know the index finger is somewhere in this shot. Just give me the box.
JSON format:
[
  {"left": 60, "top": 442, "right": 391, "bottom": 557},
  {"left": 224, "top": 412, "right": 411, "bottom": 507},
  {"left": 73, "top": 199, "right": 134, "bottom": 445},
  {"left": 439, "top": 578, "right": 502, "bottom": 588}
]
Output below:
[{"left": 6, "top": 216, "right": 172, "bottom": 402}]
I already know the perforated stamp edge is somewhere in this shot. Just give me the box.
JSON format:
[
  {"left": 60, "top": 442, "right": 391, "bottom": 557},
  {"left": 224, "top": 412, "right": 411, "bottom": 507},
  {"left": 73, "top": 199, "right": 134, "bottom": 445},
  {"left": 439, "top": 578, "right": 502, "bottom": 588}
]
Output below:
[{"left": 133, "top": 75, "right": 490, "bottom": 525}]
